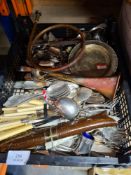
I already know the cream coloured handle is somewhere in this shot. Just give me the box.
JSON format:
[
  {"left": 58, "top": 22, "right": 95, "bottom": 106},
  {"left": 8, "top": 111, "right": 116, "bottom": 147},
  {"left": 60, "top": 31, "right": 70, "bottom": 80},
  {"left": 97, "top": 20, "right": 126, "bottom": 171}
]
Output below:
[{"left": 0, "top": 124, "right": 33, "bottom": 141}]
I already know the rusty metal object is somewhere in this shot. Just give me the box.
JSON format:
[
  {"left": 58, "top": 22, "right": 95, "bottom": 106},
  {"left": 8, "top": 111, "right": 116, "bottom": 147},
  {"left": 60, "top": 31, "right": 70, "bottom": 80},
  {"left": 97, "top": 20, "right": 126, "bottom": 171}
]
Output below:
[
  {"left": 0, "top": 112, "right": 117, "bottom": 151},
  {"left": 72, "top": 76, "right": 120, "bottom": 100},
  {"left": 69, "top": 40, "right": 118, "bottom": 77},
  {"left": 48, "top": 73, "right": 120, "bottom": 99},
  {"left": 19, "top": 67, "right": 120, "bottom": 99},
  {"left": 27, "top": 24, "right": 85, "bottom": 72}
]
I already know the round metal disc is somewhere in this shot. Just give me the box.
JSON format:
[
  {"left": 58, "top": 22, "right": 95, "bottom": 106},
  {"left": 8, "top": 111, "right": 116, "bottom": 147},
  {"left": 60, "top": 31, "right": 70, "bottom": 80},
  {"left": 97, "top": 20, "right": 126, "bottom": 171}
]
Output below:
[{"left": 69, "top": 40, "right": 118, "bottom": 77}]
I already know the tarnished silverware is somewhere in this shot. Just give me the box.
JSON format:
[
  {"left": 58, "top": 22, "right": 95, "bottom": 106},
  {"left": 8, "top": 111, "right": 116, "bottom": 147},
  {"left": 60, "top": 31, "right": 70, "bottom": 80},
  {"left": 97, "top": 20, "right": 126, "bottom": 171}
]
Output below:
[
  {"left": 47, "top": 81, "right": 70, "bottom": 99},
  {"left": 48, "top": 73, "right": 120, "bottom": 100},
  {"left": 86, "top": 92, "right": 105, "bottom": 104},
  {"left": 56, "top": 97, "right": 79, "bottom": 120},
  {"left": 74, "top": 87, "right": 92, "bottom": 104}
]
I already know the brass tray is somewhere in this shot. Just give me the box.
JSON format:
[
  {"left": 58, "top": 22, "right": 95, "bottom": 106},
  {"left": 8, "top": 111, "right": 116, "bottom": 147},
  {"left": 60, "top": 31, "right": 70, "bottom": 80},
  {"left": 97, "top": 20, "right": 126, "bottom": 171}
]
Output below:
[{"left": 69, "top": 40, "right": 118, "bottom": 77}]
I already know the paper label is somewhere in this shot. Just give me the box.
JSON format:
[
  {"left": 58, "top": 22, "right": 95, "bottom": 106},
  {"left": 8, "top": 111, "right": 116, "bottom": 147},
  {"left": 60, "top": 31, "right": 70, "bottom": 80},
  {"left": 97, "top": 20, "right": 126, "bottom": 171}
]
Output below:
[
  {"left": 6, "top": 151, "right": 30, "bottom": 165},
  {"left": 96, "top": 64, "right": 107, "bottom": 70}
]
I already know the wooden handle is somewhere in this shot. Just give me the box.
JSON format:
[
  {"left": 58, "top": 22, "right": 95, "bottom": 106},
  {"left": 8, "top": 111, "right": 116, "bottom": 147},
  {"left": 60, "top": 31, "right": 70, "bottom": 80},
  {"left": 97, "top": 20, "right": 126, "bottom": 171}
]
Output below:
[
  {"left": 17, "top": 103, "right": 35, "bottom": 108},
  {"left": 17, "top": 105, "right": 44, "bottom": 113},
  {"left": 0, "top": 121, "right": 24, "bottom": 132},
  {"left": 3, "top": 111, "right": 36, "bottom": 117},
  {"left": 2, "top": 107, "right": 17, "bottom": 114},
  {"left": 2, "top": 107, "right": 17, "bottom": 111},
  {"left": 0, "top": 124, "right": 33, "bottom": 141},
  {"left": 0, "top": 115, "right": 30, "bottom": 121},
  {"left": 29, "top": 99, "right": 44, "bottom": 105}
]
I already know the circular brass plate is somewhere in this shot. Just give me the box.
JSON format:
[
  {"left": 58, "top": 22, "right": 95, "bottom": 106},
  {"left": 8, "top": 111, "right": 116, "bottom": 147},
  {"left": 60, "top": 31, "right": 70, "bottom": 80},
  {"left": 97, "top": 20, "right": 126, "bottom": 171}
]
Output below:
[{"left": 69, "top": 40, "right": 118, "bottom": 77}]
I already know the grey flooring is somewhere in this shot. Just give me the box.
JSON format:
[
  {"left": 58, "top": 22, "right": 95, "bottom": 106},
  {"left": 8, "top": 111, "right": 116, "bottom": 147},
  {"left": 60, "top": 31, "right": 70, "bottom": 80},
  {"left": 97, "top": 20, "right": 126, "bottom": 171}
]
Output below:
[{"left": 7, "top": 166, "right": 89, "bottom": 175}]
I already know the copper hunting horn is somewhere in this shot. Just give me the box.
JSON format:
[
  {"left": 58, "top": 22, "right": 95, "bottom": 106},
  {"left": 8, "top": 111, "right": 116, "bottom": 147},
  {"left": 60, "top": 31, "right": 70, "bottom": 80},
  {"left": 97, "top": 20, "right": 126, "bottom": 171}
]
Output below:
[
  {"left": 48, "top": 73, "right": 120, "bottom": 99},
  {"left": 19, "top": 66, "right": 120, "bottom": 100}
]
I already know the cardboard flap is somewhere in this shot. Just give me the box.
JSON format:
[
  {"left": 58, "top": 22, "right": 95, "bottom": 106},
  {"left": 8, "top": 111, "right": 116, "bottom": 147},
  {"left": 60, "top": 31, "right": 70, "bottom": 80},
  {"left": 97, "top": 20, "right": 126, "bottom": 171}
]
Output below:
[{"left": 31, "top": 0, "right": 122, "bottom": 23}]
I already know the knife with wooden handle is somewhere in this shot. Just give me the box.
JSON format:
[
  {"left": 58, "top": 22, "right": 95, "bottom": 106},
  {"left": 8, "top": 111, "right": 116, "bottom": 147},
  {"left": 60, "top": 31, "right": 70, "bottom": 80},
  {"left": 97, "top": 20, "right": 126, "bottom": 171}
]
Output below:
[
  {"left": 0, "top": 124, "right": 33, "bottom": 142},
  {"left": 0, "top": 112, "right": 117, "bottom": 151},
  {"left": 0, "top": 121, "right": 25, "bottom": 132}
]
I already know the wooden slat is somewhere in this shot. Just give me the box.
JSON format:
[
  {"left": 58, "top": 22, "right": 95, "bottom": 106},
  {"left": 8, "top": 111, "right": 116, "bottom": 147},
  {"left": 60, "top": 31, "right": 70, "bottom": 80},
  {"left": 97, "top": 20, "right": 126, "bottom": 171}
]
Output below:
[
  {"left": 0, "top": 164, "right": 7, "bottom": 175},
  {"left": 32, "top": 0, "right": 121, "bottom": 7},
  {"left": 31, "top": 0, "right": 122, "bottom": 23}
]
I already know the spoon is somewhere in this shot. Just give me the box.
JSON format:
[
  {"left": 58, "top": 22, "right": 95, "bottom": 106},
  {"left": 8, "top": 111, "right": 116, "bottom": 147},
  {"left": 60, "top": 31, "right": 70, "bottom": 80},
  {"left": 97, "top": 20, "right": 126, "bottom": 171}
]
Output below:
[{"left": 56, "top": 97, "right": 79, "bottom": 120}]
